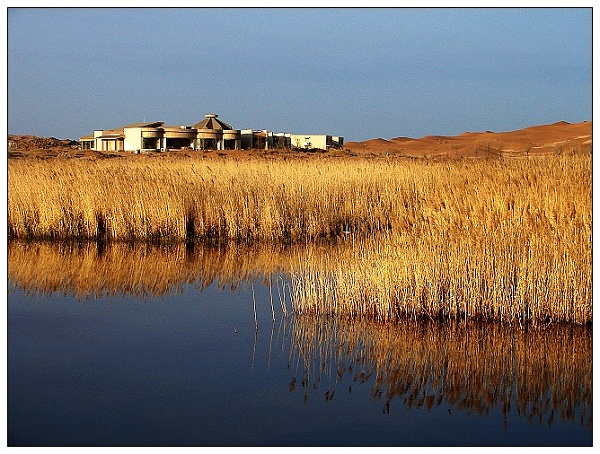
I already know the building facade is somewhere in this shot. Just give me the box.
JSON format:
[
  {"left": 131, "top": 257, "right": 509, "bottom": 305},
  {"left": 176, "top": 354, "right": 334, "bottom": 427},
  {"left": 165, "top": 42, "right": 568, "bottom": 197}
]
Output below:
[
  {"left": 241, "top": 130, "right": 292, "bottom": 150},
  {"left": 290, "top": 134, "right": 344, "bottom": 150},
  {"left": 80, "top": 121, "right": 197, "bottom": 153},
  {"left": 80, "top": 114, "right": 342, "bottom": 152},
  {"left": 193, "top": 114, "right": 241, "bottom": 150}
]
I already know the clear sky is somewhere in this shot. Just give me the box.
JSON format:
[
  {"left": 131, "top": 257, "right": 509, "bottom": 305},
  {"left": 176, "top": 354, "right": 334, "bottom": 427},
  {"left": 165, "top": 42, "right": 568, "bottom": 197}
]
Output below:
[{"left": 7, "top": 7, "right": 592, "bottom": 142}]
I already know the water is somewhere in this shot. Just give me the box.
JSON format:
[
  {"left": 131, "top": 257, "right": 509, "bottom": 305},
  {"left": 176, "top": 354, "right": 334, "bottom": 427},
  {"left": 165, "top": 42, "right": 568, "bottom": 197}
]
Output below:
[{"left": 7, "top": 241, "right": 592, "bottom": 446}]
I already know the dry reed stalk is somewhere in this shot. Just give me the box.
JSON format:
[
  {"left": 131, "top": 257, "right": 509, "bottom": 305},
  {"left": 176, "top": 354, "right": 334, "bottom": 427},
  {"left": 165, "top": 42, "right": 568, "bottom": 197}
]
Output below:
[{"left": 6, "top": 155, "right": 484, "bottom": 242}]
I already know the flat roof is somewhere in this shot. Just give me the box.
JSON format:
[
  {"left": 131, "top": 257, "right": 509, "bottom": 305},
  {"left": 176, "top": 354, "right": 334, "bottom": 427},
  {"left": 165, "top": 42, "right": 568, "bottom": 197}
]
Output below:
[{"left": 122, "top": 121, "right": 164, "bottom": 128}]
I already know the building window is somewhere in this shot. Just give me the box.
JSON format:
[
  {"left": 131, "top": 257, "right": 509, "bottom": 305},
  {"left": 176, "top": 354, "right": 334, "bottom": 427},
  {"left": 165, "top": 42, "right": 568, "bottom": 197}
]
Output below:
[
  {"left": 102, "top": 140, "right": 116, "bottom": 151},
  {"left": 198, "top": 138, "right": 217, "bottom": 150},
  {"left": 143, "top": 138, "right": 158, "bottom": 149}
]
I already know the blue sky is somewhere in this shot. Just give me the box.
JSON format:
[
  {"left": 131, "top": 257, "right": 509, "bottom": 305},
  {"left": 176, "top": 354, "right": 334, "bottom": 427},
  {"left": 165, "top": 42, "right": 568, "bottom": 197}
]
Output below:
[{"left": 7, "top": 7, "right": 592, "bottom": 142}]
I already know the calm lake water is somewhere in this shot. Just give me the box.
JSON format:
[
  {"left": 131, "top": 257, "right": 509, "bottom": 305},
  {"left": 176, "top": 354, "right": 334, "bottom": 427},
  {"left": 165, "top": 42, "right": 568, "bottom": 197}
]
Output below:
[{"left": 7, "top": 241, "right": 593, "bottom": 446}]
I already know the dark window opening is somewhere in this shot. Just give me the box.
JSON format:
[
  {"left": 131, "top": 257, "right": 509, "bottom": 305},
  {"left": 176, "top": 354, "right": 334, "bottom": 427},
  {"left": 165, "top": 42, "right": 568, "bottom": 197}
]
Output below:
[
  {"left": 198, "top": 138, "right": 218, "bottom": 150},
  {"left": 223, "top": 139, "right": 237, "bottom": 150},
  {"left": 142, "top": 138, "right": 159, "bottom": 149},
  {"left": 166, "top": 138, "right": 193, "bottom": 149}
]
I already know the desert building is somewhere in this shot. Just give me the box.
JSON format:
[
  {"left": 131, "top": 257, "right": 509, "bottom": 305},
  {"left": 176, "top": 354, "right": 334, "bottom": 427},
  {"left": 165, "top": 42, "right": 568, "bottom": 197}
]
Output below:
[
  {"left": 80, "top": 121, "right": 173, "bottom": 152},
  {"left": 80, "top": 114, "right": 341, "bottom": 152},
  {"left": 80, "top": 126, "right": 128, "bottom": 151},
  {"left": 80, "top": 115, "right": 241, "bottom": 152},
  {"left": 123, "top": 122, "right": 197, "bottom": 151}
]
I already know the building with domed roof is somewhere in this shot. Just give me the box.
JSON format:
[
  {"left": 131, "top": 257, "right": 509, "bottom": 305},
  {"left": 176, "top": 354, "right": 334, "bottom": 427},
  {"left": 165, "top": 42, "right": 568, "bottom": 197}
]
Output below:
[
  {"left": 193, "top": 114, "right": 241, "bottom": 150},
  {"left": 80, "top": 113, "right": 342, "bottom": 152}
]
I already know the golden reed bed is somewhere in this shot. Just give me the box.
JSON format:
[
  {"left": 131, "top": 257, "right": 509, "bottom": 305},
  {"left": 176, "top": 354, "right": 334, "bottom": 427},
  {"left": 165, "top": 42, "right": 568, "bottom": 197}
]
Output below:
[{"left": 8, "top": 153, "right": 592, "bottom": 324}]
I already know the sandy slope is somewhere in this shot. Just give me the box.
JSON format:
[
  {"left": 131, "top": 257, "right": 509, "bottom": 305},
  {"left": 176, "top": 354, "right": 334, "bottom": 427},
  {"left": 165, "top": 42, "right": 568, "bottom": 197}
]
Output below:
[{"left": 344, "top": 121, "right": 592, "bottom": 158}]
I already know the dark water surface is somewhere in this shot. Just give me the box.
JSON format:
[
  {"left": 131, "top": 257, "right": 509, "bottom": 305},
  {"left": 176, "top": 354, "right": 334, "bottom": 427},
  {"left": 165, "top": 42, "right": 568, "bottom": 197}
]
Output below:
[{"left": 7, "top": 241, "right": 592, "bottom": 446}]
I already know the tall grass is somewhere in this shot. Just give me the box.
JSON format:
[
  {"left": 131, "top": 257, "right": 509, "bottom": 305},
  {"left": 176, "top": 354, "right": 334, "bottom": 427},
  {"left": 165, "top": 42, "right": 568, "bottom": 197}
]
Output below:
[
  {"left": 290, "top": 228, "right": 591, "bottom": 324},
  {"left": 8, "top": 153, "right": 591, "bottom": 324},
  {"left": 9, "top": 154, "right": 591, "bottom": 243},
  {"left": 9, "top": 156, "right": 413, "bottom": 242}
]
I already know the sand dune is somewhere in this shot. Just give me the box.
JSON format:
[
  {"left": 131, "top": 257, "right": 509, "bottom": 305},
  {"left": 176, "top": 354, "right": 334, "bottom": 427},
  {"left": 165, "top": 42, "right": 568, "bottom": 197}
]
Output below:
[{"left": 345, "top": 121, "right": 592, "bottom": 158}]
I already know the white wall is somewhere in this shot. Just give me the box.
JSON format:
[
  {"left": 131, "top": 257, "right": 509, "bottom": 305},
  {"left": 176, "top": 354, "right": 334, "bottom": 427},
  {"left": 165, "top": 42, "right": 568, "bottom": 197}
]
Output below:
[
  {"left": 290, "top": 134, "right": 329, "bottom": 150},
  {"left": 124, "top": 127, "right": 143, "bottom": 151}
]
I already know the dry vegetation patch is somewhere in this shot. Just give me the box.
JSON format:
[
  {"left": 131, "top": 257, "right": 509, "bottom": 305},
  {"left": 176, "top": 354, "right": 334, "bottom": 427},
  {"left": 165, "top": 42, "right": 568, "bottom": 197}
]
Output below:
[{"left": 8, "top": 150, "right": 591, "bottom": 324}]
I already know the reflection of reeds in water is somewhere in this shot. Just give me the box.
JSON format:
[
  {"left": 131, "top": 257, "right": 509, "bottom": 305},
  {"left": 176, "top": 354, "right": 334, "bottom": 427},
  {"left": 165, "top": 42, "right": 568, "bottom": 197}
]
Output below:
[
  {"left": 286, "top": 315, "right": 592, "bottom": 429},
  {"left": 7, "top": 240, "right": 301, "bottom": 298}
]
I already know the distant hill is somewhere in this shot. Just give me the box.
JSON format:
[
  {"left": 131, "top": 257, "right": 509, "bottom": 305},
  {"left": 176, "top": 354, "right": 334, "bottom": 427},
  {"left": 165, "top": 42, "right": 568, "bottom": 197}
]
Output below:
[
  {"left": 344, "top": 121, "right": 592, "bottom": 157},
  {"left": 8, "top": 135, "right": 79, "bottom": 151}
]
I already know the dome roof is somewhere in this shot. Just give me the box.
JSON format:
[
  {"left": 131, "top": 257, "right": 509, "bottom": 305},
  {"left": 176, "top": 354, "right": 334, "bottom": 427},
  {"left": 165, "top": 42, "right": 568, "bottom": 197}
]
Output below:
[{"left": 193, "top": 114, "right": 235, "bottom": 131}]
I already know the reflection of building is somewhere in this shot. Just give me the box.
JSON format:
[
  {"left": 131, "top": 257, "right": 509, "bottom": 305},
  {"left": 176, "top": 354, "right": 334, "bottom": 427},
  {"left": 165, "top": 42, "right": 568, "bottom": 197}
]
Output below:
[{"left": 80, "top": 114, "right": 342, "bottom": 152}]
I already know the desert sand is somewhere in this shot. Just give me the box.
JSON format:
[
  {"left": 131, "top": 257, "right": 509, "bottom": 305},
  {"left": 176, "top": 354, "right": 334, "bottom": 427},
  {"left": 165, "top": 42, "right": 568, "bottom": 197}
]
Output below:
[{"left": 344, "top": 121, "right": 591, "bottom": 158}]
